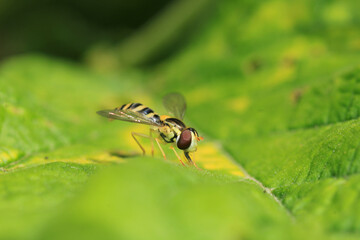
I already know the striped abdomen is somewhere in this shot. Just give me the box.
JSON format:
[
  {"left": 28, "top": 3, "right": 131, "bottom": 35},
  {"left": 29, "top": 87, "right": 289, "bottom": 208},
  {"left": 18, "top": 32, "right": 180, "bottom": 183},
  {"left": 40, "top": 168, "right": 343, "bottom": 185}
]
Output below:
[{"left": 119, "top": 103, "right": 161, "bottom": 123}]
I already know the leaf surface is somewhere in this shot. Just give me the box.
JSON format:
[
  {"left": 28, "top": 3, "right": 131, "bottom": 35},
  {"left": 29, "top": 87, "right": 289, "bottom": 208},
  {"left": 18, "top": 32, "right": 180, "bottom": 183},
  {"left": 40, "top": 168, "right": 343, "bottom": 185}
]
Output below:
[{"left": 2, "top": 0, "right": 360, "bottom": 239}]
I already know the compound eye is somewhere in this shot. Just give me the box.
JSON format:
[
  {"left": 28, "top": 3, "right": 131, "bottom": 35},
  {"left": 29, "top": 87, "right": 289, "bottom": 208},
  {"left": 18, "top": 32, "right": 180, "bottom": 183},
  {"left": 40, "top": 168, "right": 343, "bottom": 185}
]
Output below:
[{"left": 177, "top": 129, "right": 192, "bottom": 150}]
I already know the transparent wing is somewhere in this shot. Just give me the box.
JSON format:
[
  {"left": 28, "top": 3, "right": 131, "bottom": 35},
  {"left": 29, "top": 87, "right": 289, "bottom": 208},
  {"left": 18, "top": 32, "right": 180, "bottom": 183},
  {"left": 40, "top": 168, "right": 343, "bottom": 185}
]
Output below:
[
  {"left": 97, "top": 108, "right": 163, "bottom": 127},
  {"left": 162, "top": 92, "right": 187, "bottom": 120}
]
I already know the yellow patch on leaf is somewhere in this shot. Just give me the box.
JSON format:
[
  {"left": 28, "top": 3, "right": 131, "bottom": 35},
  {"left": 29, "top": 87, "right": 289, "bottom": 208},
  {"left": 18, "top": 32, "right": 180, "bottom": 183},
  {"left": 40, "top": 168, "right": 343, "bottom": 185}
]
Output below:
[
  {"left": 195, "top": 142, "right": 246, "bottom": 177},
  {"left": 227, "top": 96, "right": 250, "bottom": 113},
  {"left": 0, "top": 149, "right": 21, "bottom": 165},
  {"left": 5, "top": 152, "right": 127, "bottom": 172},
  {"left": 265, "top": 65, "right": 294, "bottom": 86}
]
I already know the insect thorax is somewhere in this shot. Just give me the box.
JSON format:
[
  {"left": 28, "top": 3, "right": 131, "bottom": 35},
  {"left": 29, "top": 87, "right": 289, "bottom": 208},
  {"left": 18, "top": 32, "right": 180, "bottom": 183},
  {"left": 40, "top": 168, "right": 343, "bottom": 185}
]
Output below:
[{"left": 157, "top": 117, "right": 185, "bottom": 143}]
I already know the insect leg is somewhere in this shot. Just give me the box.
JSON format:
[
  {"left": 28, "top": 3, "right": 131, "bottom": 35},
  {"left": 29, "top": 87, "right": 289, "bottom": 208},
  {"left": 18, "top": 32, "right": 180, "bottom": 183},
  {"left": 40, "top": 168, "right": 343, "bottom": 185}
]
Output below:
[
  {"left": 154, "top": 138, "right": 167, "bottom": 160},
  {"left": 192, "top": 152, "right": 201, "bottom": 170},
  {"left": 184, "top": 152, "right": 201, "bottom": 170},
  {"left": 149, "top": 129, "right": 155, "bottom": 157},
  {"left": 131, "top": 132, "right": 152, "bottom": 155},
  {"left": 169, "top": 146, "right": 185, "bottom": 166}
]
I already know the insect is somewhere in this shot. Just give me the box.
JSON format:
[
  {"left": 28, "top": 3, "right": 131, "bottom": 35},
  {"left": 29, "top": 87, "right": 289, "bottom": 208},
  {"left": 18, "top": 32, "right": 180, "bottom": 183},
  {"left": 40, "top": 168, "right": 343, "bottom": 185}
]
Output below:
[{"left": 96, "top": 93, "right": 203, "bottom": 169}]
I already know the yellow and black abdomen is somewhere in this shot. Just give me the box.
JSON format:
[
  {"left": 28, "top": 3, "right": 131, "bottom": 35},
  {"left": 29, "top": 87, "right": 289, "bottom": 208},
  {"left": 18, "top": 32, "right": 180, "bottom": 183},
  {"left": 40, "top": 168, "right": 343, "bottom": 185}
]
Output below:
[{"left": 119, "top": 103, "right": 161, "bottom": 124}]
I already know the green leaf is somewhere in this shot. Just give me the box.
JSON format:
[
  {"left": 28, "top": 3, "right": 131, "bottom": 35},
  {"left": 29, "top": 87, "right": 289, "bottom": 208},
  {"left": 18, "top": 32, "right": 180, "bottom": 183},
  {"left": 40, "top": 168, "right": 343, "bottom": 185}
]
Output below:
[{"left": 2, "top": 0, "right": 360, "bottom": 239}]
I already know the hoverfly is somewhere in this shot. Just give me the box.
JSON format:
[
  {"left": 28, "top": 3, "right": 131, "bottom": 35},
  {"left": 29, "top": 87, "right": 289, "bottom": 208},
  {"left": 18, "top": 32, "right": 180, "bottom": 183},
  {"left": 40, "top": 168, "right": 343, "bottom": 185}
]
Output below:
[{"left": 97, "top": 93, "right": 203, "bottom": 169}]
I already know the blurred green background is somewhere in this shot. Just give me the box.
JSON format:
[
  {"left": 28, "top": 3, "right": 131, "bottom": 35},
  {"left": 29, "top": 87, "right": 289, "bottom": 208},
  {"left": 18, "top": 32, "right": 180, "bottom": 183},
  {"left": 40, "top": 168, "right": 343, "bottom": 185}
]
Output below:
[
  {"left": 1, "top": 0, "right": 360, "bottom": 239},
  {"left": 0, "top": 0, "right": 171, "bottom": 59}
]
